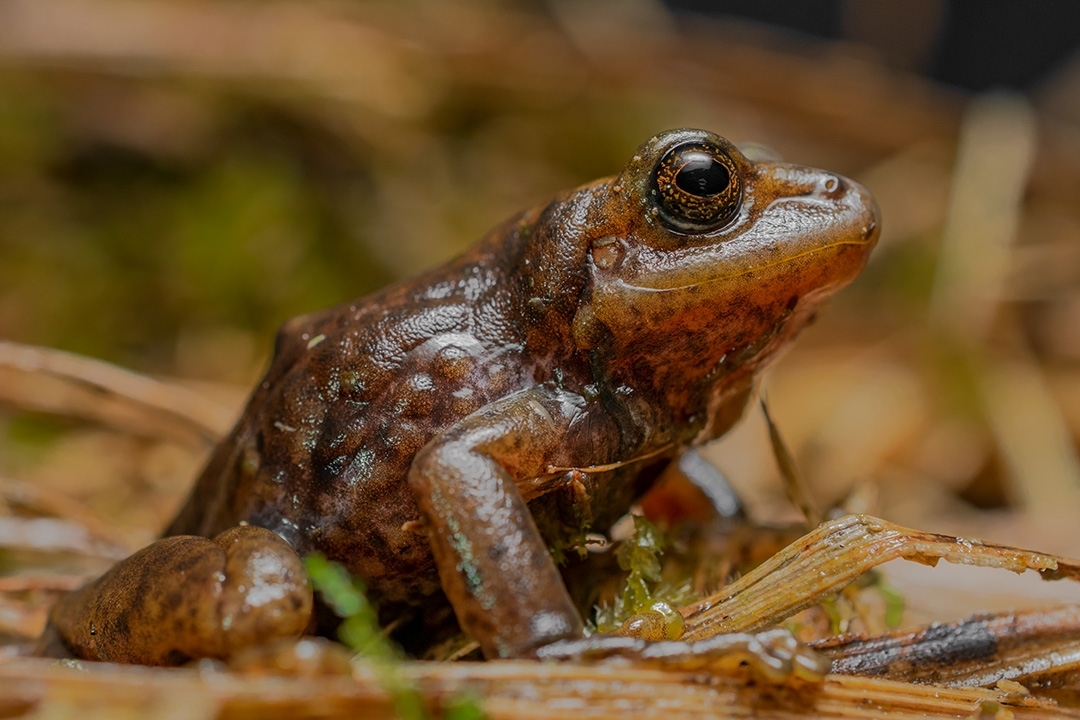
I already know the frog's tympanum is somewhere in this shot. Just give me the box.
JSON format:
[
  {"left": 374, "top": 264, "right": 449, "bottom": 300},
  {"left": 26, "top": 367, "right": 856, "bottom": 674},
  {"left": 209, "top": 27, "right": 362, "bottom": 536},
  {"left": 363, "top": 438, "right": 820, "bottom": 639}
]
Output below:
[{"left": 45, "top": 129, "right": 879, "bottom": 665}]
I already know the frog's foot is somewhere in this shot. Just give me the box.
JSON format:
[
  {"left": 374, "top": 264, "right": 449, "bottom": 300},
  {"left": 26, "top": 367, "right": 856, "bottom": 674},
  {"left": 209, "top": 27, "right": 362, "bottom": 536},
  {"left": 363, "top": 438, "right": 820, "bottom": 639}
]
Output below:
[
  {"left": 535, "top": 628, "right": 830, "bottom": 683},
  {"left": 39, "top": 526, "right": 313, "bottom": 666}
]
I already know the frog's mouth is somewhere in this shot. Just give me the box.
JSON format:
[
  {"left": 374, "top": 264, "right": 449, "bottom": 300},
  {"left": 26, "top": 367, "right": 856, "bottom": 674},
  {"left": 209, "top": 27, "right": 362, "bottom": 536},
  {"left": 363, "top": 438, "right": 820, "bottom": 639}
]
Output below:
[
  {"left": 592, "top": 214, "right": 877, "bottom": 345},
  {"left": 613, "top": 236, "right": 876, "bottom": 295},
  {"left": 609, "top": 172, "right": 880, "bottom": 297}
]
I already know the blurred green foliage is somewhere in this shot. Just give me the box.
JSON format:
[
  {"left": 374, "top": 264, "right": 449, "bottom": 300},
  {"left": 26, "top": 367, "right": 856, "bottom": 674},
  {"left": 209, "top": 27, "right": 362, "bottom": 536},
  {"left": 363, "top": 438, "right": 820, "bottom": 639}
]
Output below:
[
  {"left": 0, "top": 69, "right": 669, "bottom": 377},
  {"left": 0, "top": 72, "right": 392, "bottom": 373}
]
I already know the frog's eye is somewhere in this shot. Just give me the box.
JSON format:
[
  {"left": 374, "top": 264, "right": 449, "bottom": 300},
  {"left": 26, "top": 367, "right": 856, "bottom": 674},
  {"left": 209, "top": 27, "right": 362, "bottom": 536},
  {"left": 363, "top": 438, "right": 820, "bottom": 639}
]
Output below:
[{"left": 651, "top": 142, "right": 742, "bottom": 232}]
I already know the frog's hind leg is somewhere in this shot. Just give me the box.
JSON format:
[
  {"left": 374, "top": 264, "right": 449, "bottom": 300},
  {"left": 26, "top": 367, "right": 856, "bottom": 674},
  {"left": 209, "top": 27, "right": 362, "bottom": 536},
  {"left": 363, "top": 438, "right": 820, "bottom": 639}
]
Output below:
[
  {"left": 640, "top": 447, "right": 747, "bottom": 526},
  {"left": 39, "top": 526, "right": 312, "bottom": 666}
]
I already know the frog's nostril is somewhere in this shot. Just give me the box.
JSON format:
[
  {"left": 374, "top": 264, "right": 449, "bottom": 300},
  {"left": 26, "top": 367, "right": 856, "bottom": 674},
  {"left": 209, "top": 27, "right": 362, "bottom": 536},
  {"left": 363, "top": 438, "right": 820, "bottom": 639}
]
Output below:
[
  {"left": 821, "top": 175, "right": 850, "bottom": 199},
  {"left": 864, "top": 218, "right": 877, "bottom": 240}
]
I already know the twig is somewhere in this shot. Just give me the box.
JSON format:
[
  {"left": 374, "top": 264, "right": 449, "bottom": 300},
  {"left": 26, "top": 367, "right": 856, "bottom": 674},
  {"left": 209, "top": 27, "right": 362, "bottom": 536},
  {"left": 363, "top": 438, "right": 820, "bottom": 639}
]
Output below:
[
  {"left": 680, "top": 514, "right": 1080, "bottom": 641},
  {"left": 0, "top": 575, "right": 86, "bottom": 593},
  {"left": 0, "top": 475, "right": 134, "bottom": 555},
  {"left": 0, "top": 656, "right": 1074, "bottom": 720},
  {"left": 0, "top": 340, "right": 233, "bottom": 445}
]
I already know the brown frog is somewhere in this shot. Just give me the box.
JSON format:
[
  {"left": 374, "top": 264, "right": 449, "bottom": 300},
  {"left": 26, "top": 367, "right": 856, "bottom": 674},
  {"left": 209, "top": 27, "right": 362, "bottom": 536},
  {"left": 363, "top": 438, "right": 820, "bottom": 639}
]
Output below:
[{"left": 45, "top": 129, "right": 878, "bottom": 664}]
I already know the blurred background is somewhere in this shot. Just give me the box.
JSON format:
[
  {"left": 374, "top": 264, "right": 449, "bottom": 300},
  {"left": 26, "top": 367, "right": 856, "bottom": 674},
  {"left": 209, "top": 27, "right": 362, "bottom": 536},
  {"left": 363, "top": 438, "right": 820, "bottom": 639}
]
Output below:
[{"left": 1, "top": 0, "right": 1080, "bottom": 632}]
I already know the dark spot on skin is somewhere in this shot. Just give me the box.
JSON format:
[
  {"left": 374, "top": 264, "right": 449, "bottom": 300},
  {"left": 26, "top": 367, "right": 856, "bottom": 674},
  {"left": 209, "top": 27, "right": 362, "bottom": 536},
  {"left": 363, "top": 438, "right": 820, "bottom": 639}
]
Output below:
[
  {"left": 112, "top": 613, "right": 129, "bottom": 640},
  {"left": 165, "top": 649, "right": 191, "bottom": 665},
  {"left": 170, "top": 547, "right": 210, "bottom": 576},
  {"left": 320, "top": 454, "right": 348, "bottom": 480},
  {"left": 164, "top": 590, "right": 183, "bottom": 613},
  {"left": 461, "top": 609, "right": 484, "bottom": 636}
]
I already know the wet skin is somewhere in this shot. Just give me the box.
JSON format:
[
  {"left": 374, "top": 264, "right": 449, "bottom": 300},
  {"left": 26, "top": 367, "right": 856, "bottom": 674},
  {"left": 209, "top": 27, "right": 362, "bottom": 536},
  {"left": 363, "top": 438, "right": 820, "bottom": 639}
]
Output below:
[{"left": 47, "top": 129, "right": 879, "bottom": 663}]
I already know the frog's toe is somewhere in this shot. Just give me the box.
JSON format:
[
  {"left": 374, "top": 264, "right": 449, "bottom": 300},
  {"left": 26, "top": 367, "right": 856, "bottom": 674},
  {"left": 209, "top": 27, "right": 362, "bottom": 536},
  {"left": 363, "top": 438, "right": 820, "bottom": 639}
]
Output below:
[
  {"left": 641, "top": 629, "right": 831, "bottom": 682},
  {"left": 535, "top": 628, "right": 830, "bottom": 683}
]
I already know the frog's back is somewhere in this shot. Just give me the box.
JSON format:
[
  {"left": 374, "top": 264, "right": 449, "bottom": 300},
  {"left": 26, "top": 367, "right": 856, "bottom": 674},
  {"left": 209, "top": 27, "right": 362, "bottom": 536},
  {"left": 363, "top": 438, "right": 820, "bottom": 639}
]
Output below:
[{"left": 168, "top": 223, "right": 534, "bottom": 606}]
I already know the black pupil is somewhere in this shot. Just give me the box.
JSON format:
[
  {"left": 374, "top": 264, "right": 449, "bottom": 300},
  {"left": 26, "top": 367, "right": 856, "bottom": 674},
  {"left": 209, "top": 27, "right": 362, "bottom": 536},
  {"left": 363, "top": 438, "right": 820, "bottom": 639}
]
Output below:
[{"left": 674, "top": 151, "right": 729, "bottom": 197}]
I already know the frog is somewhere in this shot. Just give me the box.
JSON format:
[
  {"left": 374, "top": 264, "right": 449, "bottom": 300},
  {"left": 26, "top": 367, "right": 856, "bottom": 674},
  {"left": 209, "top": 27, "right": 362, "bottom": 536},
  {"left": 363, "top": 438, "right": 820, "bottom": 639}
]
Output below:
[{"left": 43, "top": 128, "right": 879, "bottom": 665}]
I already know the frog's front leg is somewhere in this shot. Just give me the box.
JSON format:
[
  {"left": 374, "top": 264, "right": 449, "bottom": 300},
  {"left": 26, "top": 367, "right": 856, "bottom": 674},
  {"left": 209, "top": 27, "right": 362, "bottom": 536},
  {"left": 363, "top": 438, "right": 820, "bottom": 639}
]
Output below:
[{"left": 408, "top": 384, "right": 615, "bottom": 660}]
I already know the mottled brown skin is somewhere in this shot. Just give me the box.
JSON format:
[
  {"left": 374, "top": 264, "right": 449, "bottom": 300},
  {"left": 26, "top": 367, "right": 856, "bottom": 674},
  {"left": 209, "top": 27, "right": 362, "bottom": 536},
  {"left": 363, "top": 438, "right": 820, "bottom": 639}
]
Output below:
[
  {"left": 43, "top": 526, "right": 311, "bottom": 665},
  {"left": 51, "top": 129, "right": 879, "bottom": 663}
]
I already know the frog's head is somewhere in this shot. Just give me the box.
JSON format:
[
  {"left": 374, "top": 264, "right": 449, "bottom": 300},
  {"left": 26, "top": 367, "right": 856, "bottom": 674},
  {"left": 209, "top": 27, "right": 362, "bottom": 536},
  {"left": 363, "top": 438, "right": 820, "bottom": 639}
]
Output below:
[{"left": 568, "top": 128, "right": 879, "bottom": 431}]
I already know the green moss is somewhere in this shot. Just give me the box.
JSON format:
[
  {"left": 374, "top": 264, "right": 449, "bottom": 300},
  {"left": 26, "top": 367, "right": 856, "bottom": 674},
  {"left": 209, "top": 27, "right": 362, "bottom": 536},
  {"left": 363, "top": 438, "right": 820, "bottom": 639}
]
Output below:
[{"left": 593, "top": 515, "right": 694, "bottom": 633}]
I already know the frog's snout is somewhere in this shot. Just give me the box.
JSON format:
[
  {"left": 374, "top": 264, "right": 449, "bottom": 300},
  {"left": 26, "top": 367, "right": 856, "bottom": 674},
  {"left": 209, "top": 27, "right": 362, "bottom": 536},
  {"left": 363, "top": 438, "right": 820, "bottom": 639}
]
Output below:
[
  {"left": 864, "top": 215, "right": 878, "bottom": 243},
  {"left": 758, "top": 163, "right": 880, "bottom": 247},
  {"left": 813, "top": 170, "right": 880, "bottom": 250},
  {"left": 851, "top": 178, "right": 881, "bottom": 248}
]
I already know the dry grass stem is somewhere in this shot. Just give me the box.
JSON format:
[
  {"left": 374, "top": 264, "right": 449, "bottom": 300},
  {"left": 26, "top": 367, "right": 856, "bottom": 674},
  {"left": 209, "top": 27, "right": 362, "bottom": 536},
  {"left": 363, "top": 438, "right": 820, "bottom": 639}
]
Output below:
[{"left": 0, "top": 341, "right": 233, "bottom": 446}]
